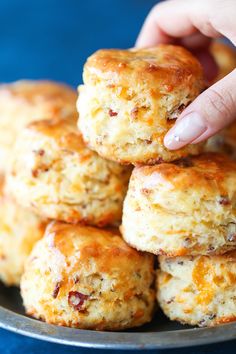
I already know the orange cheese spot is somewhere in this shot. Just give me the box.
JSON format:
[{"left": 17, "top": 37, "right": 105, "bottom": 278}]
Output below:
[
  {"left": 124, "top": 289, "right": 134, "bottom": 300},
  {"left": 183, "top": 308, "right": 193, "bottom": 314},
  {"left": 133, "top": 309, "right": 144, "bottom": 319},
  {"left": 161, "top": 273, "right": 172, "bottom": 285},
  {"left": 216, "top": 316, "right": 236, "bottom": 324},
  {"left": 192, "top": 257, "right": 214, "bottom": 305},
  {"left": 213, "top": 275, "right": 224, "bottom": 286},
  {"left": 227, "top": 271, "right": 236, "bottom": 285}
]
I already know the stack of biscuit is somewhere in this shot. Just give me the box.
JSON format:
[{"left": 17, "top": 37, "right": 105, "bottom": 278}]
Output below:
[
  {"left": 77, "top": 41, "right": 236, "bottom": 328},
  {"left": 1, "top": 41, "right": 235, "bottom": 330},
  {"left": 0, "top": 80, "right": 77, "bottom": 286},
  {"left": 1, "top": 81, "right": 155, "bottom": 330}
]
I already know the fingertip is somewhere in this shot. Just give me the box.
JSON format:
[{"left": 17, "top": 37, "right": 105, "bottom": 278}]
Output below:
[
  {"left": 164, "top": 112, "right": 207, "bottom": 150},
  {"left": 164, "top": 133, "right": 183, "bottom": 150}
]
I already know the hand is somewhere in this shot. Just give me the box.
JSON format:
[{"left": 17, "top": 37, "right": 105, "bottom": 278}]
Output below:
[{"left": 136, "top": 0, "right": 236, "bottom": 150}]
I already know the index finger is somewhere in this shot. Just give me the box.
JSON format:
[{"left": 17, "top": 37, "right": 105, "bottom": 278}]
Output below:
[{"left": 136, "top": 0, "right": 222, "bottom": 48}]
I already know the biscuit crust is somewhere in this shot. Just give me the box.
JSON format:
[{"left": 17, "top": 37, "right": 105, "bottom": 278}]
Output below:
[
  {"left": 121, "top": 153, "right": 236, "bottom": 256},
  {"left": 78, "top": 45, "right": 205, "bottom": 165},
  {"left": 205, "top": 122, "right": 236, "bottom": 159},
  {"left": 6, "top": 116, "right": 131, "bottom": 226},
  {"left": 21, "top": 221, "right": 155, "bottom": 330},
  {"left": 210, "top": 41, "right": 236, "bottom": 83},
  {"left": 157, "top": 252, "right": 236, "bottom": 327},
  {"left": 0, "top": 80, "right": 77, "bottom": 172},
  {"left": 0, "top": 176, "right": 46, "bottom": 286}
]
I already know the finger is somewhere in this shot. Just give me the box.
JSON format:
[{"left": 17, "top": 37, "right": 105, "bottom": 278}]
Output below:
[
  {"left": 136, "top": 0, "right": 234, "bottom": 48},
  {"left": 179, "top": 32, "right": 212, "bottom": 50},
  {"left": 135, "top": 7, "right": 173, "bottom": 48},
  {"left": 164, "top": 69, "right": 236, "bottom": 149}
]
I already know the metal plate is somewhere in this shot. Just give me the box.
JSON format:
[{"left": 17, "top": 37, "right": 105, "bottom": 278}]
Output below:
[{"left": 0, "top": 282, "right": 235, "bottom": 350}]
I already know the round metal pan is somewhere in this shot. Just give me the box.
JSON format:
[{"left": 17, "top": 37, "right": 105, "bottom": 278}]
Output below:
[{"left": 0, "top": 283, "right": 235, "bottom": 349}]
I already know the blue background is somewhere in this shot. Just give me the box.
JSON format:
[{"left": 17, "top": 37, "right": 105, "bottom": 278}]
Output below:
[
  {"left": 0, "top": 0, "right": 157, "bottom": 87},
  {"left": 0, "top": 0, "right": 235, "bottom": 353}
]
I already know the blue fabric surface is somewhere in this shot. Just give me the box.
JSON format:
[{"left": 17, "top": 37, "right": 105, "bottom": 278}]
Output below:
[
  {"left": 0, "top": 328, "right": 235, "bottom": 354},
  {"left": 0, "top": 0, "right": 235, "bottom": 353}
]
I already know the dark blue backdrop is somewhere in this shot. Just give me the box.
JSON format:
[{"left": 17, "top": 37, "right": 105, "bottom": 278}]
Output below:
[
  {"left": 0, "top": 0, "right": 157, "bottom": 87},
  {"left": 0, "top": 0, "right": 235, "bottom": 353}
]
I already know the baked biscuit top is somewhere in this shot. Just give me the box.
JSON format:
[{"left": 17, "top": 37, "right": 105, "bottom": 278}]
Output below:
[
  {"left": 83, "top": 44, "right": 204, "bottom": 90},
  {"left": 45, "top": 221, "right": 153, "bottom": 274},
  {"left": 133, "top": 153, "right": 236, "bottom": 197},
  {"left": 0, "top": 80, "right": 77, "bottom": 118}
]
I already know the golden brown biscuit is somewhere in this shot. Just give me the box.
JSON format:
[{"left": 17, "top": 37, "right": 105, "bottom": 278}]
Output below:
[
  {"left": 6, "top": 115, "right": 131, "bottom": 226},
  {"left": 157, "top": 252, "right": 236, "bottom": 327},
  {"left": 210, "top": 41, "right": 236, "bottom": 83},
  {"left": 0, "top": 176, "right": 46, "bottom": 286},
  {"left": 121, "top": 153, "right": 236, "bottom": 256},
  {"left": 21, "top": 221, "right": 155, "bottom": 330},
  {"left": 205, "top": 42, "right": 236, "bottom": 156},
  {"left": 77, "top": 44, "right": 205, "bottom": 165},
  {"left": 0, "top": 80, "right": 77, "bottom": 172}
]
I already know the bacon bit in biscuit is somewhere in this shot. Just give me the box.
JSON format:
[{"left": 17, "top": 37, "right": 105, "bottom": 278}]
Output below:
[
  {"left": 219, "top": 196, "right": 230, "bottom": 205},
  {"left": 68, "top": 291, "right": 89, "bottom": 311},
  {"left": 207, "top": 245, "right": 215, "bottom": 252},
  {"left": 52, "top": 282, "right": 61, "bottom": 299},
  {"left": 33, "top": 149, "right": 45, "bottom": 156},
  {"left": 32, "top": 169, "right": 39, "bottom": 178},
  {"left": 74, "top": 275, "right": 80, "bottom": 284},
  {"left": 199, "top": 314, "right": 216, "bottom": 326},
  {"left": 141, "top": 188, "right": 151, "bottom": 195},
  {"left": 177, "top": 261, "right": 184, "bottom": 266},
  {"left": 38, "top": 149, "right": 45, "bottom": 156},
  {"left": 131, "top": 107, "right": 139, "bottom": 120},
  {"left": 144, "top": 139, "right": 152, "bottom": 145},
  {"left": 183, "top": 238, "right": 191, "bottom": 247},
  {"left": 108, "top": 109, "right": 118, "bottom": 117},
  {"left": 166, "top": 297, "right": 175, "bottom": 304},
  {"left": 168, "top": 104, "right": 186, "bottom": 120}
]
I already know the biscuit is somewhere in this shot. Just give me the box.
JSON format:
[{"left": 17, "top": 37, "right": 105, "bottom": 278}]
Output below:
[
  {"left": 21, "top": 221, "right": 155, "bottom": 330},
  {"left": 77, "top": 44, "right": 205, "bottom": 165},
  {"left": 0, "top": 177, "right": 46, "bottom": 286},
  {"left": 210, "top": 41, "right": 236, "bottom": 83},
  {"left": 0, "top": 80, "right": 77, "bottom": 172},
  {"left": 121, "top": 153, "right": 236, "bottom": 256},
  {"left": 205, "top": 42, "right": 236, "bottom": 156},
  {"left": 157, "top": 252, "right": 236, "bottom": 327},
  {"left": 205, "top": 122, "right": 236, "bottom": 159},
  {"left": 6, "top": 116, "right": 131, "bottom": 226}
]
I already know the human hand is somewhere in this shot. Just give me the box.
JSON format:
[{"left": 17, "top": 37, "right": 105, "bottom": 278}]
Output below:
[{"left": 136, "top": 0, "right": 236, "bottom": 150}]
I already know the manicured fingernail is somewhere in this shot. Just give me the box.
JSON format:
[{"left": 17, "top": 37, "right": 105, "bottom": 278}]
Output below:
[{"left": 164, "top": 112, "right": 207, "bottom": 149}]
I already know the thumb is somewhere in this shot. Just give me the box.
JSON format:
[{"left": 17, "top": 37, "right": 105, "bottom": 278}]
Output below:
[{"left": 164, "top": 69, "right": 236, "bottom": 150}]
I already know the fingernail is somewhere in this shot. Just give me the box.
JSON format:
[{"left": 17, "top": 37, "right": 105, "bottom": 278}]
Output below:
[{"left": 164, "top": 112, "right": 207, "bottom": 149}]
